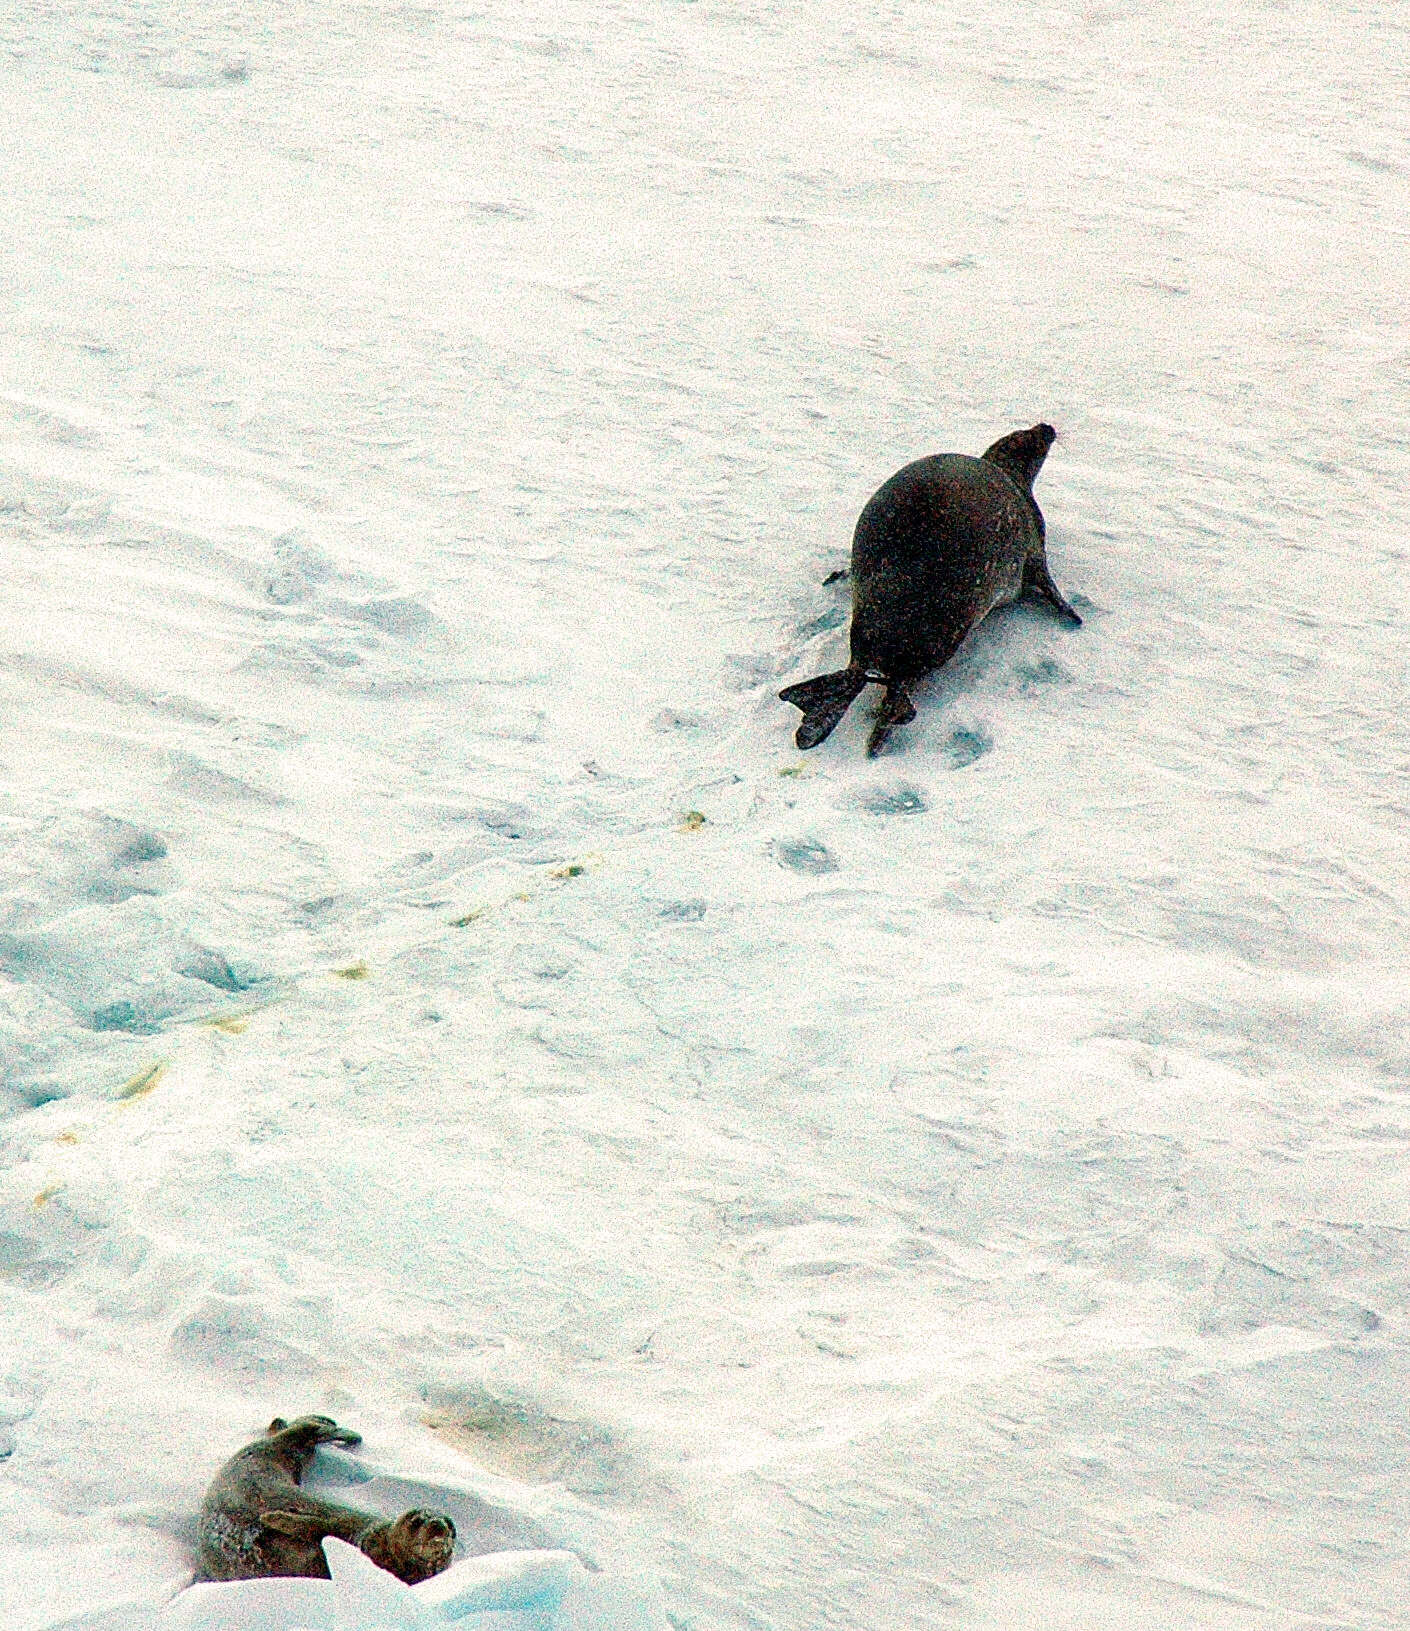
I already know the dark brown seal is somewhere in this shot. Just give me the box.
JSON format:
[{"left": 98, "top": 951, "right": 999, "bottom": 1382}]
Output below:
[
  {"left": 194, "top": 1415, "right": 456, "bottom": 1584},
  {"left": 779, "top": 423, "right": 1081, "bottom": 755}
]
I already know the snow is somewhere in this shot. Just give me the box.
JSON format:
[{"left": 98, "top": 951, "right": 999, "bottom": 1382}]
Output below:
[
  {"left": 49, "top": 1536, "right": 647, "bottom": 1631},
  {"left": 154, "top": 1539, "right": 619, "bottom": 1631},
  {"left": 1, "top": 0, "right": 1408, "bottom": 1627}
]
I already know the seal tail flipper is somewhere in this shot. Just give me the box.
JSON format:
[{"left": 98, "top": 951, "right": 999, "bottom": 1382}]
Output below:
[
  {"left": 1023, "top": 557, "right": 1082, "bottom": 626},
  {"left": 866, "top": 685, "right": 917, "bottom": 758},
  {"left": 268, "top": 1416, "right": 363, "bottom": 1449},
  {"left": 779, "top": 667, "right": 867, "bottom": 750}
]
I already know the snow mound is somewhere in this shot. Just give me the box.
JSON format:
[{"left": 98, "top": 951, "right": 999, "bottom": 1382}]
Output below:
[{"left": 44, "top": 1539, "right": 663, "bottom": 1631}]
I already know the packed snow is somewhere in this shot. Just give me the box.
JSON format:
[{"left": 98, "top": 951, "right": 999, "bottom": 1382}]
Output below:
[{"left": 1, "top": 1, "right": 1408, "bottom": 1628}]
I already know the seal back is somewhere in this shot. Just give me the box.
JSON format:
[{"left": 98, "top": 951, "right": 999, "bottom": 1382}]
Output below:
[{"left": 849, "top": 453, "right": 1043, "bottom": 681}]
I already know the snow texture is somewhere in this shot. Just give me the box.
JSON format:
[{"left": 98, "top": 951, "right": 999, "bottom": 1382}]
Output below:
[{"left": 1, "top": 1, "right": 1409, "bottom": 1628}]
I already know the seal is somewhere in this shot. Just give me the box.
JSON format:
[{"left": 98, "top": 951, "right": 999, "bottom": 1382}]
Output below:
[
  {"left": 779, "top": 423, "right": 1081, "bottom": 755},
  {"left": 194, "top": 1415, "right": 456, "bottom": 1584}
]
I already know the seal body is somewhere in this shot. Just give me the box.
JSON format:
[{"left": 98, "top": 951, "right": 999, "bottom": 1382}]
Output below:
[
  {"left": 195, "top": 1415, "right": 456, "bottom": 1585},
  {"left": 779, "top": 423, "right": 1080, "bottom": 755}
]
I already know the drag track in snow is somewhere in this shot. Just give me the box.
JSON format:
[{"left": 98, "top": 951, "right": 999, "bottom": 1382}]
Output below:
[{"left": 1, "top": 2, "right": 1409, "bottom": 1627}]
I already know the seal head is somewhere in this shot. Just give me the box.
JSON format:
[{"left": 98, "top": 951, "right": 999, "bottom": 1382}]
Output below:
[{"left": 979, "top": 421, "right": 1057, "bottom": 491}]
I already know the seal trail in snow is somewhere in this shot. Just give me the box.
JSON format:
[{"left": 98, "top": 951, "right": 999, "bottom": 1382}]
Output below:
[{"left": 780, "top": 423, "right": 1081, "bottom": 755}]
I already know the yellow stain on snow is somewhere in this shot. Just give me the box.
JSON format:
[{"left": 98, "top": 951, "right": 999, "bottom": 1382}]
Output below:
[
  {"left": 188, "top": 996, "right": 285, "bottom": 1035},
  {"left": 117, "top": 1060, "right": 169, "bottom": 1102},
  {"left": 203, "top": 1013, "right": 252, "bottom": 1035},
  {"left": 332, "top": 961, "right": 371, "bottom": 981},
  {"left": 450, "top": 853, "right": 602, "bottom": 925},
  {"left": 33, "top": 1185, "right": 64, "bottom": 1209},
  {"left": 54, "top": 1130, "right": 80, "bottom": 1147}
]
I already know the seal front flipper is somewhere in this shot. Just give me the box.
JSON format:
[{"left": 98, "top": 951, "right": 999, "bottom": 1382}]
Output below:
[
  {"left": 1022, "top": 557, "right": 1082, "bottom": 626},
  {"left": 866, "top": 684, "right": 917, "bottom": 758},
  {"left": 779, "top": 667, "right": 867, "bottom": 749},
  {"left": 262, "top": 1509, "right": 335, "bottom": 1539}
]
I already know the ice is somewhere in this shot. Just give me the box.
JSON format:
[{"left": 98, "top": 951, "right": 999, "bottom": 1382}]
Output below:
[
  {"left": 159, "top": 1575, "right": 339, "bottom": 1631},
  {"left": 414, "top": 1549, "right": 582, "bottom": 1618},
  {"left": 52, "top": 1540, "right": 644, "bottom": 1631},
  {"left": 325, "top": 1539, "right": 433, "bottom": 1631}
]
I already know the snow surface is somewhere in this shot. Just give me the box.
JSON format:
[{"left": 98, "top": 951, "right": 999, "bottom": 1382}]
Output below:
[{"left": 1, "top": 0, "right": 1409, "bottom": 1626}]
